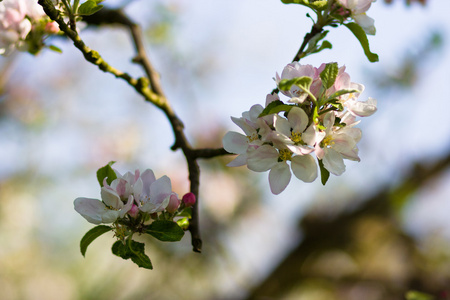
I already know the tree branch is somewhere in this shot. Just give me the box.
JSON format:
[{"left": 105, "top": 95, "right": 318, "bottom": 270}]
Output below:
[
  {"left": 271, "top": 23, "right": 324, "bottom": 95},
  {"left": 39, "top": 1, "right": 206, "bottom": 252}
]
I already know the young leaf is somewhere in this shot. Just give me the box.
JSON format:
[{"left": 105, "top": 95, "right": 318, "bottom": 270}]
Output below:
[
  {"left": 48, "top": 45, "right": 63, "bottom": 53},
  {"left": 77, "top": 0, "right": 104, "bottom": 16},
  {"left": 278, "top": 77, "right": 313, "bottom": 92},
  {"left": 304, "top": 31, "right": 332, "bottom": 57},
  {"left": 320, "top": 62, "right": 338, "bottom": 90},
  {"left": 176, "top": 207, "right": 192, "bottom": 218},
  {"left": 314, "top": 40, "right": 332, "bottom": 54},
  {"left": 96, "top": 161, "right": 117, "bottom": 187},
  {"left": 344, "top": 23, "right": 379, "bottom": 63},
  {"left": 146, "top": 220, "right": 185, "bottom": 242},
  {"left": 176, "top": 217, "right": 189, "bottom": 230},
  {"left": 326, "top": 89, "right": 360, "bottom": 101},
  {"left": 112, "top": 240, "right": 153, "bottom": 269},
  {"left": 259, "top": 100, "right": 283, "bottom": 117},
  {"left": 318, "top": 158, "right": 330, "bottom": 185},
  {"left": 80, "top": 225, "right": 112, "bottom": 257},
  {"left": 258, "top": 100, "right": 293, "bottom": 118}
]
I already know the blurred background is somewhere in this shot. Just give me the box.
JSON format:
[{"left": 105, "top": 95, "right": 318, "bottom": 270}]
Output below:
[{"left": 1, "top": 0, "right": 450, "bottom": 299}]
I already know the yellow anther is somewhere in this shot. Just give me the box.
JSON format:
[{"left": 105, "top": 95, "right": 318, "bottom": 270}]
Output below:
[
  {"left": 322, "top": 135, "right": 335, "bottom": 147},
  {"left": 291, "top": 131, "right": 302, "bottom": 144},
  {"left": 279, "top": 149, "right": 292, "bottom": 161},
  {"left": 247, "top": 133, "right": 258, "bottom": 143}
]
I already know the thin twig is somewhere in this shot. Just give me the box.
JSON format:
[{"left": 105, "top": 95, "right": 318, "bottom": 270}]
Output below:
[{"left": 39, "top": 0, "right": 204, "bottom": 252}]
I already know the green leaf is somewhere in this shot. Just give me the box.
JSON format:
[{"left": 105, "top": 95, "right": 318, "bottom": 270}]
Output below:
[
  {"left": 318, "top": 159, "right": 330, "bottom": 186},
  {"left": 320, "top": 62, "right": 338, "bottom": 90},
  {"left": 344, "top": 23, "right": 379, "bottom": 63},
  {"left": 303, "top": 31, "right": 332, "bottom": 57},
  {"left": 405, "top": 291, "right": 435, "bottom": 300},
  {"left": 77, "top": 0, "right": 104, "bottom": 16},
  {"left": 146, "top": 220, "right": 185, "bottom": 242},
  {"left": 278, "top": 76, "right": 313, "bottom": 93},
  {"left": 48, "top": 45, "right": 63, "bottom": 54},
  {"left": 80, "top": 225, "right": 112, "bottom": 257},
  {"left": 176, "top": 217, "right": 189, "bottom": 230},
  {"left": 326, "top": 89, "right": 360, "bottom": 101},
  {"left": 258, "top": 100, "right": 293, "bottom": 118},
  {"left": 315, "top": 40, "right": 332, "bottom": 53},
  {"left": 112, "top": 240, "right": 153, "bottom": 269},
  {"left": 176, "top": 207, "right": 192, "bottom": 218},
  {"left": 96, "top": 161, "right": 117, "bottom": 187}
]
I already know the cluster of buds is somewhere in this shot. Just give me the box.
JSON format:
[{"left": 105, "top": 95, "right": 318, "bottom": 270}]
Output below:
[
  {"left": 223, "top": 62, "right": 377, "bottom": 194},
  {"left": 74, "top": 167, "right": 195, "bottom": 239},
  {"left": 334, "top": 0, "right": 377, "bottom": 35},
  {"left": 0, "top": 0, "right": 59, "bottom": 56}
]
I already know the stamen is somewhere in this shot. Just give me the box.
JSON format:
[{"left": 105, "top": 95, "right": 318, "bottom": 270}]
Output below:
[
  {"left": 291, "top": 131, "right": 302, "bottom": 144},
  {"left": 279, "top": 149, "right": 292, "bottom": 161}
]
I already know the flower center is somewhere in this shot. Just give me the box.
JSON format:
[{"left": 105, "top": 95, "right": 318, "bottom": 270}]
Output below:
[
  {"left": 322, "top": 135, "right": 335, "bottom": 148},
  {"left": 278, "top": 149, "right": 292, "bottom": 161},
  {"left": 105, "top": 205, "right": 119, "bottom": 211},
  {"left": 291, "top": 131, "right": 303, "bottom": 144},
  {"left": 247, "top": 133, "right": 259, "bottom": 143}
]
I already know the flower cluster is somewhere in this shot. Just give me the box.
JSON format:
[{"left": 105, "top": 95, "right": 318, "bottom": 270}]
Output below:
[
  {"left": 0, "top": 0, "right": 58, "bottom": 55},
  {"left": 223, "top": 62, "right": 377, "bottom": 194},
  {"left": 335, "top": 0, "right": 377, "bottom": 35},
  {"left": 74, "top": 167, "right": 195, "bottom": 239}
]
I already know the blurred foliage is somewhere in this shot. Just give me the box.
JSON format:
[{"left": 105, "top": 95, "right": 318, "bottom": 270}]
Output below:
[
  {"left": 245, "top": 152, "right": 450, "bottom": 300},
  {"left": 372, "top": 31, "right": 443, "bottom": 91}
]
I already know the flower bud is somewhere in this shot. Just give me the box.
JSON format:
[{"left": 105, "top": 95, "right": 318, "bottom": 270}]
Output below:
[
  {"left": 128, "top": 204, "right": 139, "bottom": 218},
  {"left": 45, "top": 21, "right": 59, "bottom": 34},
  {"left": 182, "top": 192, "right": 196, "bottom": 207},
  {"left": 166, "top": 193, "right": 181, "bottom": 213}
]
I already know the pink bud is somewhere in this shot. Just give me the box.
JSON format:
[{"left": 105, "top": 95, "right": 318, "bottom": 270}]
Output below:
[
  {"left": 166, "top": 193, "right": 181, "bottom": 213},
  {"left": 182, "top": 193, "right": 196, "bottom": 207},
  {"left": 128, "top": 204, "right": 139, "bottom": 218},
  {"left": 44, "top": 21, "right": 59, "bottom": 34}
]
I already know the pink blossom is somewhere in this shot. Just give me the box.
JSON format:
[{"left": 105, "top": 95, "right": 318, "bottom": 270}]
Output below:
[{"left": 0, "top": 0, "right": 46, "bottom": 55}]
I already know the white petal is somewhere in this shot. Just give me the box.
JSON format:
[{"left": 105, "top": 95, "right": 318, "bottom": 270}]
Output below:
[
  {"left": 288, "top": 107, "right": 308, "bottom": 133},
  {"left": 122, "top": 171, "right": 135, "bottom": 185},
  {"left": 231, "top": 116, "right": 255, "bottom": 136},
  {"left": 347, "top": 98, "right": 377, "bottom": 117},
  {"left": 101, "top": 210, "right": 120, "bottom": 223},
  {"left": 223, "top": 131, "right": 249, "bottom": 154},
  {"left": 291, "top": 155, "right": 318, "bottom": 182},
  {"left": 119, "top": 195, "right": 135, "bottom": 218},
  {"left": 323, "top": 112, "right": 335, "bottom": 129},
  {"left": 287, "top": 144, "right": 314, "bottom": 155},
  {"left": 323, "top": 148, "right": 346, "bottom": 176},
  {"left": 133, "top": 177, "right": 143, "bottom": 197},
  {"left": 227, "top": 153, "right": 248, "bottom": 167},
  {"left": 269, "top": 162, "right": 291, "bottom": 195},
  {"left": 248, "top": 104, "right": 264, "bottom": 123},
  {"left": 149, "top": 176, "right": 172, "bottom": 207},
  {"left": 74, "top": 197, "right": 106, "bottom": 225},
  {"left": 101, "top": 188, "right": 122, "bottom": 209},
  {"left": 141, "top": 169, "right": 156, "bottom": 195},
  {"left": 302, "top": 125, "right": 318, "bottom": 146},
  {"left": 274, "top": 115, "right": 291, "bottom": 137},
  {"left": 247, "top": 145, "right": 279, "bottom": 172},
  {"left": 354, "top": 13, "right": 376, "bottom": 35}
]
